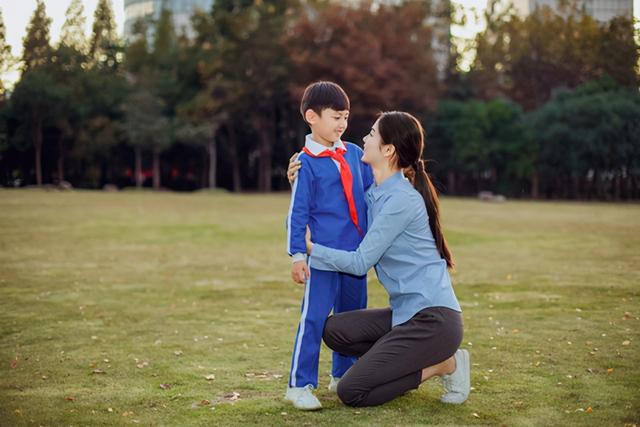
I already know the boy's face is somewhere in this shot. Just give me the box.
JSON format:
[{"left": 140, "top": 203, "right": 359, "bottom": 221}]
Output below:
[{"left": 305, "top": 108, "right": 349, "bottom": 144}]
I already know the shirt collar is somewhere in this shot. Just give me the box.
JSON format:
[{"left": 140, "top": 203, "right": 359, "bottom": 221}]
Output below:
[
  {"left": 367, "top": 171, "right": 406, "bottom": 201},
  {"left": 304, "top": 134, "right": 346, "bottom": 155}
]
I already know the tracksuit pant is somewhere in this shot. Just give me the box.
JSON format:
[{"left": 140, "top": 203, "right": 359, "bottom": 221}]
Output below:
[{"left": 288, "top": 267, "right": 367, "bottom": 389}]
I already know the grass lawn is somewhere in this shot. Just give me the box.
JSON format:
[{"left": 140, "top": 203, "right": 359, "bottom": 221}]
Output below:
[{"left": 1, "top": 189, "right": 639, "bottom": 426}]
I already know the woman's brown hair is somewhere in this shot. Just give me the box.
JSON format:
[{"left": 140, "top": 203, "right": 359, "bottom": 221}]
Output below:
[{"left": 377, "top": 111, "right": 455, "bottom": 269}]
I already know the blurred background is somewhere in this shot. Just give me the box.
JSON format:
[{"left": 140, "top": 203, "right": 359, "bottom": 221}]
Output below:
[{"left": 0, "top": 0, "right": 638, "bottom": 199}]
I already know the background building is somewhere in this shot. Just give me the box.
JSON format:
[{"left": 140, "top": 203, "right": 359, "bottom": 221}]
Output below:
[
  {"left": 124, "top": 0, "right": 214, "bottom": 41},
  {"left": 511, "top": 0, "right": 633, "bottom": 22}
]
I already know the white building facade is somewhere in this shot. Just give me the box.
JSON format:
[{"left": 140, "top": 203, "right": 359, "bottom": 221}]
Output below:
[
  {"left": 511, "top": 0, "right": 633, "bottom": 22},
  {"left": 124, "top": 0, "right": 214, "bottom": 41}
]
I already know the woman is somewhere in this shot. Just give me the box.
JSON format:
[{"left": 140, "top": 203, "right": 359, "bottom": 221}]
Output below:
[{"left": 290, "top": 111, "right": 470, "bottom": 408}]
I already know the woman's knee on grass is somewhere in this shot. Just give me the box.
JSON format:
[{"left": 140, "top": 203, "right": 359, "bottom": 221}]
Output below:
[{"left": 336, "top": 377, "right": 367, "bottom": 407}]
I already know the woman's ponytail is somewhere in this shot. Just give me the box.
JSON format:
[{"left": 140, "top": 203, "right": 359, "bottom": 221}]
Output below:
[{"left": 411, "top": 161, "right": 454, "bottom": 269}]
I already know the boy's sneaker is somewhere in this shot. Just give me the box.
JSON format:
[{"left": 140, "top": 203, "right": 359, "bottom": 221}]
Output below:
[
  {"left": 440, "top": 349, "right": 470, "bottom": 404},
  {"left": 328, "top": 376, "right": 340, "bottom": 392},
  {"left": 284, "top": 385, "right": 322, "bottom": 410}
]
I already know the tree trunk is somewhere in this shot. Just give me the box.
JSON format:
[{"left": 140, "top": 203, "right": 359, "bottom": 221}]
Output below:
[
  {"left": 614, "top": 173, "right": 621, "bottom": 201},
  {"left": 260, "top": 127, "right": 273, "bottom": 192},
  {"left": 57, "top": 134, "right": 65, "bottom": 183},
  {"left": 135, "top": 146, "right": 143, "bottom": 188},
  {"left": 153, "top": 148, "right": 161, "bottom": 190},
  {"left": 252, "top": 113, "right": 273, "bottom": 193},
  {"left": 207, "top": 139, "right": 216, "bottom": 189},
  {"left": 531, "top": 169, "right": 539, "bottom": 199},
  {"left": 34, "top": 119, "right": 43, "bottom": 186},
  {"left": 227, "top": 125, "right": 241, "bottom": 192},
  {"left": 447, "top": 171, "right": 456, "bottom": 195}
]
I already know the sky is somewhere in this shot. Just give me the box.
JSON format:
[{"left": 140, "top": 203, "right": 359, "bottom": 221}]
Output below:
[{"left": 0, "top": 0, "right": 638, "bottom": 89}]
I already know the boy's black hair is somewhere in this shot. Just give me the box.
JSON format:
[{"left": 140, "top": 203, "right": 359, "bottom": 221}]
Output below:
[{"left": 300, "top": 81, "right": 350, "bottom": 121}]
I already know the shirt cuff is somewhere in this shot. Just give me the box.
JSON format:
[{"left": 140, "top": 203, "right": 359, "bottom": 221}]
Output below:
[
  {"left": 309, "top": 244, "right": 336, "bottom": 271},
  {"left": 291, "top": 253, "right": 307, "bottom": 263}
]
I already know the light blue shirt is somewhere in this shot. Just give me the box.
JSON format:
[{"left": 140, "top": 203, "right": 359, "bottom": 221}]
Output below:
[{"left": 310, "top": 172, "right": 461, "bottom": 326}]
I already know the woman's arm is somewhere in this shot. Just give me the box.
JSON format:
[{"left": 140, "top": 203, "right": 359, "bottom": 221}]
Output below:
[{"left": 310, "top": 193, "right": 414, "bottom": 276}]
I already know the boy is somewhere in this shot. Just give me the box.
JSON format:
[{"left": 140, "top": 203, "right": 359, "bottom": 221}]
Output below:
[{"left": 285, "top": 81, "right": 373, "bottom": 410}]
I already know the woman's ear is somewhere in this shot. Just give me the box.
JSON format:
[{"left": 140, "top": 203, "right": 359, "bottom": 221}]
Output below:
[{"left": 383, "top": 144, "right": 396, "bottom": 159}]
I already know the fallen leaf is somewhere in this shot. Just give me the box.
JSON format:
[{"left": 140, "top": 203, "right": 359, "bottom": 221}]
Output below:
[
  {"left": 64, "top": 396, "right": 75, "bottom": 402},
  {"left": 225, "top": 392, "right": 240, "bottom": 401},
  {"left": 205, "top": 374, "right": 215, "bottom": 381},
  {"left": 586, "top": 407, "right": 593, "bottom": 413}
]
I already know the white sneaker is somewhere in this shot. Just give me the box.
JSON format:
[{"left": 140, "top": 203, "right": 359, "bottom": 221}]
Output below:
[
  {"left": 440, "top": 349, "right": 470, "bottom": 404},
  {"left": 328, "top": 376, "right": 340, "bottom": 392},
  {"left": 284, "top": 385, "right": 322, "bottom": 410}
]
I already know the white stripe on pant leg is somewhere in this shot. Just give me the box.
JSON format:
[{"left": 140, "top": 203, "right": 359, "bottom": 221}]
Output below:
[
  {"left": 290, "top": 261, "right": 312, "bottom": 388},
  {"left": 286, "top": 173, "right": 299, "bottom": 255}
]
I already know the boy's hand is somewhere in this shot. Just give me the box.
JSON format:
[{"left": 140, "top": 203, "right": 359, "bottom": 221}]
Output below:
[
  {"left": 291, "top": 260, "right": 310, "bottom": 284},
  {"left": 287, "top": 152, "right": 302, "bottom": 184}
]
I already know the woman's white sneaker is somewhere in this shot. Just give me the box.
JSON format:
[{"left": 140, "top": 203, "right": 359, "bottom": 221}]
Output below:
[
  {"left": 440, "top": 349, "right": 470, "bottom": 404},
  {"left": 284, "top": 385, "right": 322, "bottom": 410}
]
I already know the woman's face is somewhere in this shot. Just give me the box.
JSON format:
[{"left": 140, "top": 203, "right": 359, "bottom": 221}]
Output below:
[{"left": 362, "top": 119, "right": 391, "bottom": 166}]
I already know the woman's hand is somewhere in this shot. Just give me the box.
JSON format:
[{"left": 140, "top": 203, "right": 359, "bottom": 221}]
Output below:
[
  {"left": 305, "top": 226, "right": 313, "bottom": 255},
  {"left": 287, "top": 152, "right": 302, "bottom": 184}
]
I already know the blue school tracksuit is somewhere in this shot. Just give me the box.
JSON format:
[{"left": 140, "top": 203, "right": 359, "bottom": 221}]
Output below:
[{"left": 286, "top": 134, "right": 373, "bottom": 389}]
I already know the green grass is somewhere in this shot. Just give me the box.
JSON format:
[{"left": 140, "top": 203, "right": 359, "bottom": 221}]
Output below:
[{"left": 1, "top": 189, "right": 639, "bottom": 426}]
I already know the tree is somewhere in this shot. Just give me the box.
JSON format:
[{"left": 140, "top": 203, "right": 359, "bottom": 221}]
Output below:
[
  {"left": 60, "top": 0, "right": 88, "bottom": 54},
  {"left": 527, "top": 79, "right": 640, "bottom": 200},
  {"left": 89, "top": 0, "right": 120, "bottom": 70},
  {"left": 0, "top": 9, "right": 15, "bottom": 98},
  {"left": 195, "top": 0, "right": 296, "bottom": 192},
  {"left": 428, "top": 98, "right": 531, "bottom": 196},
  {"left": 21, "top": 0, "right": 52, "bottom": 73},
  {"left": 122, "top": 90, "right": 171, "bottom": 189},
  {"left": 287, "top": 1, "right": 442, "bottom": 136},
  {"left": 48, "top": 0, "right": 91, "bottom": 183},
  {"left": 9, "top": 71, "right": 65, "bottom": 186},
  {"left": 472, "top": 0, "right": 639, "bottom": 110}
]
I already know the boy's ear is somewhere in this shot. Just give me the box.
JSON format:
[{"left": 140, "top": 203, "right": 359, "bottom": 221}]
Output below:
[{"left": 304, "top": 109, "right": 319, "bottom": 125}]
